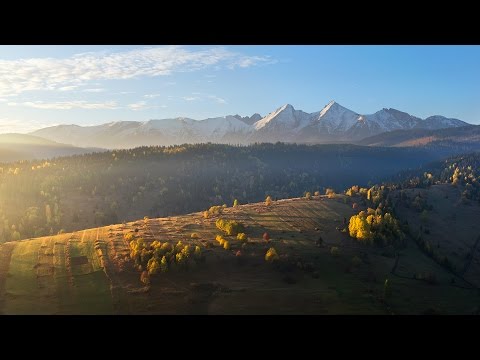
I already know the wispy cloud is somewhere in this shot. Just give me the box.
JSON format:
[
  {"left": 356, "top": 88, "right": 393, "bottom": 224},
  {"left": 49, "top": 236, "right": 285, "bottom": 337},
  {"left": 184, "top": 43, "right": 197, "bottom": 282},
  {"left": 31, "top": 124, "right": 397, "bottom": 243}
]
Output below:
[
  {"left": 82, "top": 88, "right": 105, "bottom": 93},
  {"left": 7, "top": 100, "right": 119, "bottom": 110},
  {"left": 0, "top": 46, "right": 275, "bottom": 97},
  {"left": 229, "top": 56, "right": 277, "bottom": 69},
  {"left": 180, "top": 93, "right": 227, "bottom": 105},
  {"left": 144, "top": 93, "right": 162, "bottom": 99},
  {"left": 127, "top": 101, "right": 167, "bottom": 111},
  {"left": 182, "top": 96, "right": 199, "bottom": 101},
  {"left": 208, "top": 95, "right": 227, "bottom": 104},
  {"left": 127, "top": 101, "right": 147, "bottom": 111},
  {"left": 58, "top": 85, "right": 79, "bottom": 91}
]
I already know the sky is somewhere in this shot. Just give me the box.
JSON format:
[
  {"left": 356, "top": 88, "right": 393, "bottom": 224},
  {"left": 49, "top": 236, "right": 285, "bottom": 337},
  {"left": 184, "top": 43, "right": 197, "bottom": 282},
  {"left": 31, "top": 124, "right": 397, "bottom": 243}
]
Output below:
[{"left": 0, "top": 45, "right": 479, "bottom": 133}]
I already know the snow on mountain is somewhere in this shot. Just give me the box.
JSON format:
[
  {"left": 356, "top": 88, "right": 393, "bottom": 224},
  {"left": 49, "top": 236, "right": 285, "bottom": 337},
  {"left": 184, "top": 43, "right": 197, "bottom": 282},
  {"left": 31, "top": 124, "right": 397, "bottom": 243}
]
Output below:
[
  {"left": 254, "top": 104, "right": 311, "bottom": 131},
  {"left": 415, "top": 115, "right": 468, "bottom": 130},
  {"left": 234, "top": 113, "right": 262, "bottom": 125},
  {"left": 30, "top": 101, "right": 471, "bottom": 149},
  {"left": 309, "top": 101, "right": 361, "bottom": 133}
]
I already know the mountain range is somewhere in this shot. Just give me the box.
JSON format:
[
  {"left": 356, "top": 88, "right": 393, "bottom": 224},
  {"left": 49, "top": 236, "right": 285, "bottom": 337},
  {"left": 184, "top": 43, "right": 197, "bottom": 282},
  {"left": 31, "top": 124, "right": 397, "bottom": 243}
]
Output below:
[
  {"left": 30, "top": 101, "right": 470, "bottom": 149},
  {"left": 0, "top": 134, "right": 100, "bottom": 162}
]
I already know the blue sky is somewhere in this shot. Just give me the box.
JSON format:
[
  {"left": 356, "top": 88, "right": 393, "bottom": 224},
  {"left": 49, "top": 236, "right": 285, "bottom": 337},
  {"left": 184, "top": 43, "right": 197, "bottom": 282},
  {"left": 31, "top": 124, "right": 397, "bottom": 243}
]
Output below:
[{"left": 0, "top": 45, "right": 479, "bottom": 133}]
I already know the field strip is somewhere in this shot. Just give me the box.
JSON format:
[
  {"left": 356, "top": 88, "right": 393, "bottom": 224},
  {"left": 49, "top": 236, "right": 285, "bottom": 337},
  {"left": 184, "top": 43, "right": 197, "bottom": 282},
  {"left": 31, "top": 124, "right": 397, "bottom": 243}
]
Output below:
[
  {"left": 96, "top": 227, "right": 130, "bottom": 313},
  {"left": 0, "top": 242, "right": 16, "bottom": 314}
]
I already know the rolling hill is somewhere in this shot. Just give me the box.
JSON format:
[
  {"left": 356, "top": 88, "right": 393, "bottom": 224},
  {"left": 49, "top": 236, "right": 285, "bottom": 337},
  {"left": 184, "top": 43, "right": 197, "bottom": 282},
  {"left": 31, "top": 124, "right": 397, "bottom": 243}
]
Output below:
[
  {"left": 0, "top": 192, "right": 478, "bottom": 314},
  {"left": 0, "top": 133, "right": 102, "bottom": 163},
  {"left": 30, "top": 101, "right": 469, "bottom": 148},
  {"left": 358, "top": 124, "right": 480, "bottom": 147}
]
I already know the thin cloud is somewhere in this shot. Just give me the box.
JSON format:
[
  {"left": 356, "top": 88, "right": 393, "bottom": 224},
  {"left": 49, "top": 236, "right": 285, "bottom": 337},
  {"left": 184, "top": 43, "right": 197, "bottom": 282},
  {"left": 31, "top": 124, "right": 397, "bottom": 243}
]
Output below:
[
  {"left": 208, "top": 95, "right": 227, "bottom": 104},
  {"left": 127, "top": 101, "right": 166, "bottom": 111},
  {"left": 182, "top": 96, "right": 199, "bottom": 101},
  {"left": 58, "top": 85, "right": 79, "bottom": 91},
  {"left": 82, "top": 88, "right": 105, "bottom": 93},
  {"left": 144, "top": 93, "right": 162, "bottom": 99},
  {"left": 7, "top": 100, "right": 119, "bottom": 110},
  {"left": 0, "top": 46, "right": 275, "bottom": 97},
  {"left": 128, "top": 101, "right": 147, "bottom": 111}
]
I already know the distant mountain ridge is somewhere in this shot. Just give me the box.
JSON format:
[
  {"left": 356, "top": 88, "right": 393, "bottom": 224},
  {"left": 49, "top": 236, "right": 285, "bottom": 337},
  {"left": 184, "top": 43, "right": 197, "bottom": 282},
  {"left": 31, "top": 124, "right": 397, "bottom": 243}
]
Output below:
[
  {"left": 30, "top": 101, "right": 470, "bottom": 149},
  {"left": 0, "top": 133, "right": 101, "bottom": 162}
]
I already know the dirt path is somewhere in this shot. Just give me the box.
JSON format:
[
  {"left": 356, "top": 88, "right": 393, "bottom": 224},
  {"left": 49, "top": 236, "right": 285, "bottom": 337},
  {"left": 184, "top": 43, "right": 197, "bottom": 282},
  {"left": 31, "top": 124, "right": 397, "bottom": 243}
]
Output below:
[{"left": 0, "top": 242, "right": 16, "bottom": 314}]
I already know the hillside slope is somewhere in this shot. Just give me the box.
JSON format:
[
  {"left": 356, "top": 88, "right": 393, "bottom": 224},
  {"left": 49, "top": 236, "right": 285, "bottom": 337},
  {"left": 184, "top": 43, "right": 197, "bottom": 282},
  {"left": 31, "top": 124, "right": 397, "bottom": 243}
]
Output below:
[{"left": 0, "top": 194, "right": 478, "bottom": 315}]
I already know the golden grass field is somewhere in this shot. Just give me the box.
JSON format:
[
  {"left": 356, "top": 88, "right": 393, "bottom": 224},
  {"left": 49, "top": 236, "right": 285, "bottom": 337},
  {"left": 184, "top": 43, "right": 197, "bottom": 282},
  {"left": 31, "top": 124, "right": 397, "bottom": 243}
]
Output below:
[{"left": 0, "top": 191, "right": 479, "bottom": 314}]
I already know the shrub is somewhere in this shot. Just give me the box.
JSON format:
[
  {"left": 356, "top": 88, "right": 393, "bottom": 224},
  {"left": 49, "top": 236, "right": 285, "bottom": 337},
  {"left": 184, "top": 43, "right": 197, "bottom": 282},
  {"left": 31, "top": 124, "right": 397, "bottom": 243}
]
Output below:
[
  {"left": 216, "top": 235, "right": 226, "bottom": 246},
  {"left": 140, "top": 271, "right": 150, "bottom": 285},
  {"left": 330, "top": 246, "right": 340, "bottom": 257},
  {"left": 325, "top": 188, "right": 336, "bottom": 198},
  {"left": 384, "top": 278, "right": 391, "bottom": 298},
  {"left": 216, "top": 218, "right": 245, "bottom": 236},
  {"left": 190, "top": 246, "right": 200, "bottom": 259},
  {"left": 237, "top": 232, "right": 247, "bottom": 242},
  {"left": 265, "top": 247, "right": 279, "bottom": 262},
  {"left": 160, "top": 256, "right": 168, "bottom": 272},
  {"left": 265, "top": 195, "right": 273, "bottom": 206},
  {"left": 124, "top": 233, "right": 135, "bottom": 242},
  {"left": 204, "top": 205, "right": 224, "bottom": 218},
  {"left": 351, "top": 256, "right": 362, "bottom": 266},
  {"left": 147, "top": 257, "right": 160, "bottom": 275}
]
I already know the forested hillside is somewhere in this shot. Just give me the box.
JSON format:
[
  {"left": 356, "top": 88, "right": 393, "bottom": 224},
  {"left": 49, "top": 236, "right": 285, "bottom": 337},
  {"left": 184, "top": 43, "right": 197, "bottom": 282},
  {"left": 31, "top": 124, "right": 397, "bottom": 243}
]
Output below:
[{"left": 0, "top": 143, "right": 441, "bottom": 242}]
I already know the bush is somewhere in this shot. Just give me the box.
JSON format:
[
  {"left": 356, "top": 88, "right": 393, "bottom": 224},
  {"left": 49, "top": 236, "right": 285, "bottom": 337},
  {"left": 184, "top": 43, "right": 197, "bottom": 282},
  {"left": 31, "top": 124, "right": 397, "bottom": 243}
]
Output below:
[
  {"left": 216, "top": 218, "right": 245, "bottom": 236},
  {"left": 265, "top": 195, "right": 273, "bottom": 206},
  {"left": 140, "top": 271, "right": 150, "bottom": 285},
  {"left": 265, "top": 247, "right": 279, "bottom": 262},
  {"left": 237, "top": 232, "right": 247, "bottom": 242},
  {"left": 351, "top": 256, "right": 362, "bottom": 266},
  {"left": 384, "top": 278, "right": 391, "bottom": 298},
  {"left": 160, "top": 256, "right": 168, "bottom": 272},
  {"left": 325, "top": 188, "right": 336, "bottom": 198},
  {"left": 194, "top": 246, "right": 202, "bottom": 259},
  {"left": 147, "top": 257, "right": 160, "bottom": 275},
  {"left": 216, "top": 235, "right": 226, "bottom": 246},
  {"left": 330, "top": 246, "right": 340, "bottom": 257},
  {"left": 124, "top": 233, "right": 135, "bottom": 242},
  {"left": 204, "top": 205, "right": 224, "bottom": 218}
]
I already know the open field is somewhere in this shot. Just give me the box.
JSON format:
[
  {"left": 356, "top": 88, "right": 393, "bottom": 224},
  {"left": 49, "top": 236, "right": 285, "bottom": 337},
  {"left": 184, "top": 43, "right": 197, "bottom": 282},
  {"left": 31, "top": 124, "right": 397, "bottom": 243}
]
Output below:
[{"left": 0, "top": 194, "right": 478, "bottom": 314}]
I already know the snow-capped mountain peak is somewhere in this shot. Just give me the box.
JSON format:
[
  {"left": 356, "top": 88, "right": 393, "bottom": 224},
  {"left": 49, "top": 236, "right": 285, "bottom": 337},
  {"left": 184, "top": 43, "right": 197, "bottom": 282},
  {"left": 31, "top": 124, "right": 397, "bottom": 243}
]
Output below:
[
  {"left": 30, "top": 101, "right": 471, "bottom": 149},
  {"left": 253, "top": 104, "right": 310, "bottom": 131}
]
